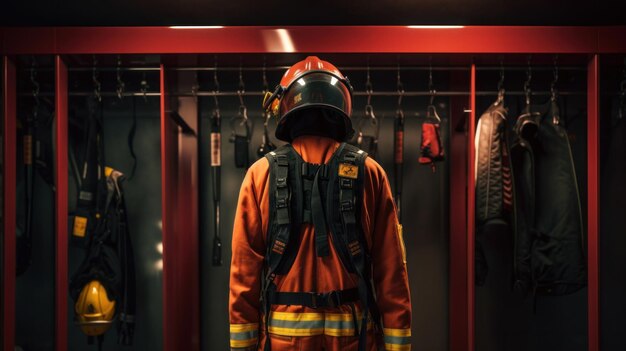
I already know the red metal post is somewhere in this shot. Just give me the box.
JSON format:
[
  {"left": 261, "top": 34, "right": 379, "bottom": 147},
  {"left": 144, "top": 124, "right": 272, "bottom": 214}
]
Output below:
[
  {"left": 587, "top": 54, "right": 600, "bottom": 351},
  {"left": 55, "top": 55, "right": 69, "bottom": 351},
  {"left": 467, "top": 64, "right": 477, "bottom": 351},
  {"left": 448, "top": 70, "right": 469, "bottom": 351},
  {"left": 2, "top": 55, "right": 16, "bottom": 351},
  {"left": 160, "top": 63, "right": 173, "bottom": 351}
]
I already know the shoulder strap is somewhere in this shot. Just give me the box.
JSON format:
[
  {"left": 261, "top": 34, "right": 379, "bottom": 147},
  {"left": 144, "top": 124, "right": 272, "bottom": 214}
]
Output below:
[{"left": 264, "top": 145, "right": 293, "bottom": 275}]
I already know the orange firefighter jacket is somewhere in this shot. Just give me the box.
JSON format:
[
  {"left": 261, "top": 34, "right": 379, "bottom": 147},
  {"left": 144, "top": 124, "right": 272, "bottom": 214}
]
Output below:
[{"left": 229, "top": 135, "right": 412, "bottom": 350}]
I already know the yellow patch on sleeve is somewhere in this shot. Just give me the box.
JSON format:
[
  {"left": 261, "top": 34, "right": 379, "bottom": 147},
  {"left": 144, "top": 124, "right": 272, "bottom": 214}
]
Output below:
[{"left": 397, "top": 223, "right": 407, "bottom": 264}]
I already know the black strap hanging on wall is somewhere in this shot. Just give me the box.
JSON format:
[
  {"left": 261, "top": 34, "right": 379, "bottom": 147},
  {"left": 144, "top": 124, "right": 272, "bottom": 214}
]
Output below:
[
  {"left": 211, "top": 61, "right": 223, "bottom": 266},
  {"left": 230, "top": 65, "right": 253, "bottom": 169}
]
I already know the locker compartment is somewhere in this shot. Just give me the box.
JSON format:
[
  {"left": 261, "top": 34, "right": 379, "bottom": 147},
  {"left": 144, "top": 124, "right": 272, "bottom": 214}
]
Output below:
[
  {"left": 599, "top": 55, "right": 626, "bottom": 351},
  {"left": 13, "top": 56, "right": 57, "bottom": 350},
  {"left": 65, "top": 55, "right": 163, "bottom": 351},
  {"left": 473, "top": 55, "right": 589, "bottom": 351}
]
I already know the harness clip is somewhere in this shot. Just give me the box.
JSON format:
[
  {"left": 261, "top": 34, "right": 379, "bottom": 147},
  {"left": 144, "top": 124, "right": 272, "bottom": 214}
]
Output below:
[
  {"left": 340, "top": 200, "right": 354, "bottom": 212},
  {"left": 276, "top": 198, "right": 288, "bottom": 209}
]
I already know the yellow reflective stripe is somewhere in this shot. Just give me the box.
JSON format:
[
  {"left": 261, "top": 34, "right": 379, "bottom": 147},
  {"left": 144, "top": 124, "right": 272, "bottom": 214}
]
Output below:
[
  {"left": 230, "top": 323, "right": 259, "bottom": 333},
  {"left": 270, "top": 311, "right": 325, "bottom": 321},
  {"left": 268, "top": 326, "right": 325, "bottom": 336},
  {"left": 325, "top": 313, "right": 364, "bottom": 321},
  {"left": 230, "top": 338, "right": 257, "bottom": 348},
  {"left": 385, "top": 343, "right": 411, "bottom": 351},
  {"left": 325, "top": 323, "right": 373, "bottom": 337},
  {"left": 383, "top": 328, "right": 412, "bottom": 337}
]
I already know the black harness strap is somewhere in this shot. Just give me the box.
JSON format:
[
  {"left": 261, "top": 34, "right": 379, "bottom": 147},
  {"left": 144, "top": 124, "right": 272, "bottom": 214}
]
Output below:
[
  {"left": 262, "top": 143, "right": 382, "bottom": 351},
  {"left": 267, "top": 287, "right": 359, "bottom": 309}
]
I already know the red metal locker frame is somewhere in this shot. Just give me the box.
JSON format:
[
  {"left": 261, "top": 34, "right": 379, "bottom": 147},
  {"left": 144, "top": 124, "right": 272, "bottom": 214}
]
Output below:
[
  {"left": 2, "top": 55, "right": 16, "bottom": 351},
  {"left": 467, "top": 64, "right": 477, "bottom": 351},
  {"left": 587, "top": 54, "right": 600, "bottom": 351},
  {"left": 55, "top": 55, "right": 69, "bottom": 351},
  {"left": 160, "top": 64, "right": 201, "bottom": 351},
  {"left": 160, "top": 63, "right": 175, "bottom": 351},
  {"left": 0, "top": 25, "right": 619, "bottom": 351},
  {"left": 0, "top": 26, "right": 624, "bottom": 55}
]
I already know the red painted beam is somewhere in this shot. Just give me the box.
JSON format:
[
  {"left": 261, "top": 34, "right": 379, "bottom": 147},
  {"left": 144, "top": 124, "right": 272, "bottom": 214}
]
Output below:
[
  {"left": 2, "top": 55, "right": 16, "bottom": 351},
  {"left": 0, "top": 26, "right": 612, "bottom": 55},
  {"left": 448, "top": 70, "right": 469, "bottom": 351},
  {"left": 467, "top": 64, "right": 477, "bottom": 351},
  {"left": 587, "top": 54, "right": 600, "bottom": 351},
  {"left": 55, "top": 55, "right": 69, "bottom": 351}
]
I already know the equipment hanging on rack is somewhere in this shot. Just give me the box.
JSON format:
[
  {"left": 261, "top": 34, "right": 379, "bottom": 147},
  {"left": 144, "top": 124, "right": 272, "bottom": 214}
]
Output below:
[
  {"left": 510, "top": 60, "right": 586, "bottom": 296},
  {"left": 17, "top": 62, "right": 56, "bottom": 276},
  {"left": 69, "top": 64, "right": 136, "bottom": 348},
  {"left": 257, "top": 66, "right": 277, "bottom": 159},
  {"left": 474, "top": 66, "right": 513, "bottom": 286},
  {"left": 230, "top": 68, "right": 253, "bottom": 169},
  {"left": 418, "top": 68, "right": 444, "bottom": 171},
  {"left": 357, "top": 67, "right": 379, "bottom": 158},
  {"left": 211, "top": 66, "right": 223, "bottom": 266},
  {"left": 394, "top": 67, "right": 405, "bottom": 222}
]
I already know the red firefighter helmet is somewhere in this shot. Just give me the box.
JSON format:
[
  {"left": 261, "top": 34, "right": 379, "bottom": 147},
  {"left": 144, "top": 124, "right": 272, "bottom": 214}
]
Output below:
[{"left": 263, "top": 56, "right": 354, "bottom": 142}]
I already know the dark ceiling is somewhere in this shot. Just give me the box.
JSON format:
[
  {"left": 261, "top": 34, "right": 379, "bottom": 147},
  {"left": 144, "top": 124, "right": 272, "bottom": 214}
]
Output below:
[{"left": 1, "top": 0, "right": 625, "bottom": 26}]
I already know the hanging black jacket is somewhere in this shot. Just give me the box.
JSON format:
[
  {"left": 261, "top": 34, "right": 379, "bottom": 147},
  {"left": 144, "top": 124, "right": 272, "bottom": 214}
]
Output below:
[
  {"left": 474, "top": 103, "right": 515, "bottom": 286},
  {"left": 510, "top": 101, "right": 586, "bottom": 296}
]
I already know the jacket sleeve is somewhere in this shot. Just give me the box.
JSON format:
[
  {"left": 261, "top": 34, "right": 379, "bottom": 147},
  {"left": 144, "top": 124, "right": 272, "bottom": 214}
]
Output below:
[
  {"left": 229, "top": 167, "right": 266, "bottom": 350},
  {"left": 368, "top": 164, "right": 412, "bottom": 351}
]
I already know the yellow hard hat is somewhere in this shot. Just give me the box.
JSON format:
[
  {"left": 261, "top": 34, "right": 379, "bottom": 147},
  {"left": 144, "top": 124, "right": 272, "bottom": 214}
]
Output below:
[{"left": 75, "top": 280, "right": 116, "bottom": 336}]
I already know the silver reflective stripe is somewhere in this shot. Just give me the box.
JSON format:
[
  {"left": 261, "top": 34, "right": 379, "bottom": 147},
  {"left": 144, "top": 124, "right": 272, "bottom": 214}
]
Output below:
[
  {"left": 384, "top": 335, "right": 411, "bottom": 345},
  {"left": 230, "top": 329, "right": 258, "bottom": 341}
]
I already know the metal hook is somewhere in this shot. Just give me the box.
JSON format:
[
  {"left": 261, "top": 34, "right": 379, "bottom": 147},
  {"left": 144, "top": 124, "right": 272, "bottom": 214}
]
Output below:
[
  {"left": 116, "top": 55, "right": 125, "bottom": 100},
  {"left": 30, "top": 57, "right": 40, "bottom": 118},
  {"left": 237, "top": 64, "right": 246, "bottom": 108},
  {"left": 92, "top": 55, "right": 101, "bottom": 102},
  {"left": 360, "top": 104, "right": 379, "bottom": 139},
  {"left": 365, "top": 64, "right": 373, "bottom": 106},
  {"left": 213, "top": 58, "right": 220, "bottom": 111},
  {"left": 551, "top": 55, "right": 559, "bottom": 102},
  {"left": 262, "top": 59, "right": 269, "bottom": 94},
  {"left": 428, "top": 63, "right": 436, "bottom": 105},
  {"left": 140, "top": 71, "right": 149, "bottom": 102},
  {"left": 396, "top": 64, "right": 404, "bottom": 108},
  {"left": 495, "top": 66, "right": 506, "bottom": 106},
  {"left": 524, "top": 56, "right": 532, "bottom": 106}
]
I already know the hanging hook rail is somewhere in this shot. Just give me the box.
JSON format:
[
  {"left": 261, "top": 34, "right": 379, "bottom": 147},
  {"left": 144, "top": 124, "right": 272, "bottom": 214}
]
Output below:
[
  {"left": 213, "top": 58, "right": 221, "bottom": 111},
  {"left": 365, "top": 64, "right": 373, "bottom": 107},
  {"left": 397, "top": 64, "right": 405, "bottom": 109},
  {"left": 524, "top": 56, "right": 533, "bottom": 106},
  {"left": 551, "top": 55, "right": 559, "bottom": 102},
  {"left": 30, "top": 57, "right": 40, "bottom": 118},
  {"left": 139, "top": 71, "right": 149, "bottom": 102},
  {"left": 116, "top": 55, "right": 125, "bottom": 100},
  {"left": 428, "top": 61, "right": 436, "bottom": 105},
  {"left": 495, "top": 58, "right": 505, "bottom": 105},
  {"left": 92, "top": 55, "right": 102, "bottom": 102}
]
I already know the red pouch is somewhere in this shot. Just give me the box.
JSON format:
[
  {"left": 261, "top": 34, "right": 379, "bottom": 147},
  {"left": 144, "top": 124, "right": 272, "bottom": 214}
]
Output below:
[{"left": 419, "top": 122, "right": 445, "bottom": 171}]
